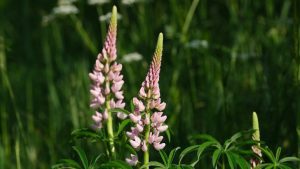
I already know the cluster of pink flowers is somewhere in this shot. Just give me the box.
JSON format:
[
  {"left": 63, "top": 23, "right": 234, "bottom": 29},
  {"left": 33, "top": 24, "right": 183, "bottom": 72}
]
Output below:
[
  {"left": 89, "top": 6, "right": 126, "bottom": 130},
  {"left": 127, "top": 34, "right": 168, "bottom": 157}
]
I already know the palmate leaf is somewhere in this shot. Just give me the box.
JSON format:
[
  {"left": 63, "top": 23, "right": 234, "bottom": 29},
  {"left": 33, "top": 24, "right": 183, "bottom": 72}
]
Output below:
[{"left": 72, "top": 146, "right": 89, "bottom": 169}]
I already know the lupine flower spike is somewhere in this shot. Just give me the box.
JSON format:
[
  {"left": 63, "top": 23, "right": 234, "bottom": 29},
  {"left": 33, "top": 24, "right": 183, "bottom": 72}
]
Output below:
[
  {"left": 89, "top": 6, "right": 125, "bottom": 159},
  {"left": 250, "top": 112, "right": 262, "bottom": 168},
  {"left": 126, "top": 33, "right": 167, "bottom": 167}
]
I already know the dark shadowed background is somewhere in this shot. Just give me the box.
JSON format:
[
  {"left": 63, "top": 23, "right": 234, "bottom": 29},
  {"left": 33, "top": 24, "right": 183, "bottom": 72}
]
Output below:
[{"left": 0, "top": 0, "right": 299, "bottom": 168}]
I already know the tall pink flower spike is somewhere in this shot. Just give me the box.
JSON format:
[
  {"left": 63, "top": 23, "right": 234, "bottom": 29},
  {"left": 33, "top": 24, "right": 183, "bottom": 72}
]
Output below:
[
  {"left": 89, "top": 6, "right": 126, "bottom": 131},
  {"left": 126, "top": 33, "right": 167, "bottom": 166}
]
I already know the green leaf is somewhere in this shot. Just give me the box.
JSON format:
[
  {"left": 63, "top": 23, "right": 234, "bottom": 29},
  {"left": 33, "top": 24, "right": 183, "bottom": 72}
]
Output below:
[
  {"left": 168, "top": 147, "right": 180, "bottom": 167},
  {"left": 178, "top": 164, "right": 194, "bottom": 169},
  {"left": 190, "top": 134, "right": 219, "bottom": 143},
  {"left": 102, "top": 161, "right": 131, "bottom": 169},
  {"left": 224, "top": 130, "right": 253, "bottom": 150},
  {"left": 256, "top": 163, "right": 273, "bottom": 169},
  {"left": 73, "top": 146, "right": 89, "bottom": 169},
  {"left": 260, "top": 147, "right": 276, "bottom": 163},
  {"left": 179, "top": 145, "right": 199, "bottom": 164},
  {"left": 231, "top": 153, "right": 250, "bottom": 169},
  {"left": 275, "top": 147, "right": 282, "bottom": 162},
  {"left": 125, "top": 144, "right": 138, "bottom": 155},
  {"left": 225, "top": 152, "right": 235, "bottom": 169},
  {"left": 212, "top": 149, "right": 222, "bottom": 168},
  {"left": 279, "top": 157, "right": 300, "bottom": 163},
  {"left": 130, "top": 100, "right": 134, "bottom": 113},
  {"left": 71, "top": 128, "right": 102, "bottom": 141},
  {"left": 140, "top": 161, "right": 165, "bottom": 169},
  {"left": 115, "top": 119, "right": 131, "bottom": 137},
  {"left": 52, "top": 159, "right": 82, "bottom": 169},
  {"left": 166, "top": 129, "right": 172, "bottom": 143},
  {"left": 100, "top": 160, "right": 132, "bottom": 169},
  {"left": 110, "top": 108, "right": 131, "bottom": 115},
  {"left": 191, "top": 141, "right": 216, "bottom": 167},
  {"left": 159, "top": 150, "right": 168, "bottom": 165},
  {"left": 278, "top": 164, "right": 293, "bottom": 169},
  {"left": 91, "top": 153, "right": 105, "bottom": 167}
]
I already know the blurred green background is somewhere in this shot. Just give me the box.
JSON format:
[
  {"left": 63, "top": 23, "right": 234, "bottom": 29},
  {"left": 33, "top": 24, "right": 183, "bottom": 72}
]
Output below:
[{"left": 0, "top": 0, "right": 299, "bottom": 168}]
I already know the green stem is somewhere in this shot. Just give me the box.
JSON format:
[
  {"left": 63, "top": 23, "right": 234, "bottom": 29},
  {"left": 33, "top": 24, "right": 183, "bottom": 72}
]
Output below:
[
  {"left": 143, "top": 113, "right": 150, "bottom": 168},
  {"left": 222, "top": 155, "right": 225, "bottom": 169},
  {"left": 105, "top": 76, "right": 116, "bottom": 159},
  {"left": 143, "top": 94, "right": 151, "bottom": 169}
]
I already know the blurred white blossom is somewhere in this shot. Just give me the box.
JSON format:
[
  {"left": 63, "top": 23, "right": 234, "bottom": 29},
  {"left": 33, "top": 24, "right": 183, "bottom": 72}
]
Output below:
[
  {"left": 88, "top": 0, "right": 110, "bottom": 5},
  {"left": 42, "top": 0, "right": 78, "bottom": 26},
  {"left": 99, "top": 12, "right": 122, "bottom": 22},
  {"left": 122, "top": 52, "right": 143, "bottom": 63},
  {"left": 53, "top": 4, "right": 78, "bottom": 15},
  {"left": 122, "top": 0, "right": 144, "bottom": 5},
  {"left": 186, "top": 39, "right": 208, "bottom": 49}
]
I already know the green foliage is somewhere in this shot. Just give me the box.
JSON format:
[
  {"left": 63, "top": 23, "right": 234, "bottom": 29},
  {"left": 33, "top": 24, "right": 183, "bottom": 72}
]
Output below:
[
  {"left": 141, "top": 147, "right": 193, "bottom": 169},
  {"left": 179, "top": 130, "right": 255, "bottom": 168},
  {"left": 256, "top": 147, "right": 300, "bottom": 169},
  {"left": 52, "top": 146, "right": 105, "bottom": 169}
]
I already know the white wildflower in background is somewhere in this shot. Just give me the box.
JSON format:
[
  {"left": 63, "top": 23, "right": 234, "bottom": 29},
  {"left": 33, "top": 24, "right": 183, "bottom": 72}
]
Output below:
[
  {"left": 186, "top": 39, "right": 208, "bottom": 49},
  {"left": 122, "top": 0, "right": 142, "bottom": 5},
  {"left": 87, "top": 0, "right": 110, "bottom": 6},
  {"left": 99, "top": 12, "right": 122, "bottom": 22},
  {"left": 53, "top": 0, "right": 78, "bottom": 16},
  {"left": 53, "top": 5, "right": 78, "bottom": 15},
  {"left": 122, "top": 52, "right": 143, "bottom": 63},
  {"left": 42, "top": 0, "right": 78, "bottom": 26}
]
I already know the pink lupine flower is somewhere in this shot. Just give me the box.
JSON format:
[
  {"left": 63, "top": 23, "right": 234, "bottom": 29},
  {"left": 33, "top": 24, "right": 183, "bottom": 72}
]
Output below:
[
  {"left": 130, "top": 136, "right": 141, "bottom": 149},
  {"left": 126, "top": 154, "right": 138, "bottom": 166},
  {"left": 127, "top": 33, "right": 168, "bottom": 156},
  {"left": 90, "top": 6, "right": 126, "bottom": 130},
  {"left": 153, "top": 142, "right": 166, "bottom": 150},
  {"left": 92, "top": 111, "right": 103, "bottom": 129}
]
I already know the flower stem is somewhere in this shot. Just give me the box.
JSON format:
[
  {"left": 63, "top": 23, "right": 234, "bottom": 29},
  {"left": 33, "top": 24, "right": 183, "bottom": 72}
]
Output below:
[
  {"left": 143, "top": 113, "right": 150, "bottom": 168},
  {"left": 106, "top": 81, "right": 116, "bottom": 159},
  {"left": 143, "top": 95, "right": 151, "bottom": 169}
]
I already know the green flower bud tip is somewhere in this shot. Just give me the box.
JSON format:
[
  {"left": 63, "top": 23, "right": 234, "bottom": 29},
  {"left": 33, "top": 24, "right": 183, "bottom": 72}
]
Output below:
[
  {"left": 154, "top": 33, "right": 163, "bottom": 65},
  {"left": 252, "top": 112, "right": 260, "bottom": 143},
  {"left": 110, "top": 5, "right": 117, "bottom": 31}
]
